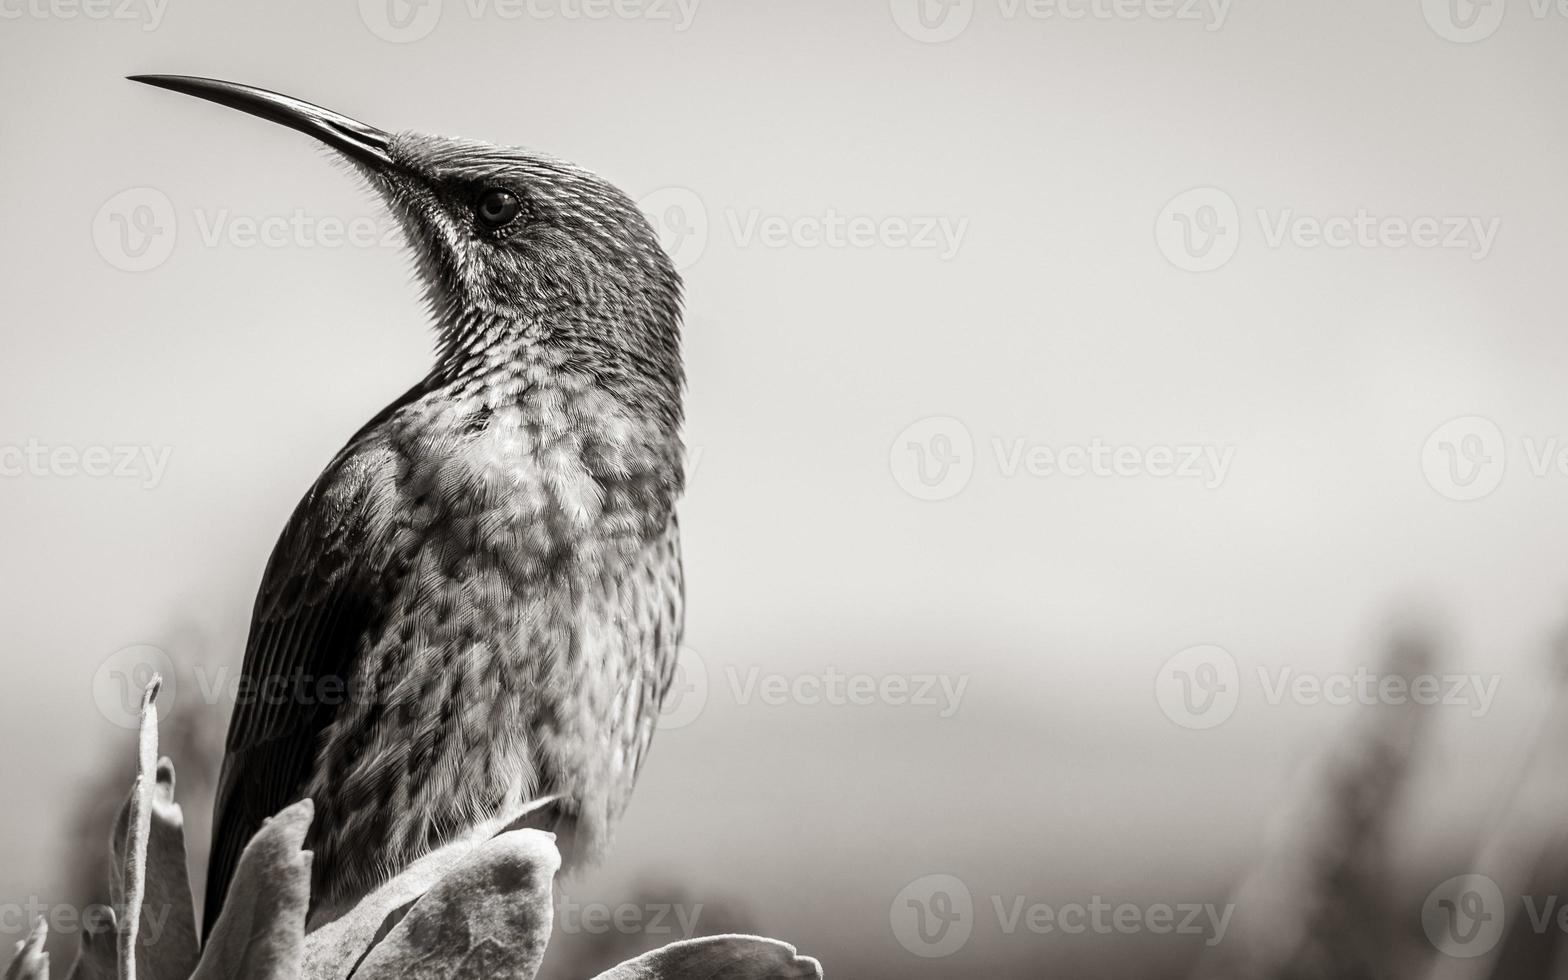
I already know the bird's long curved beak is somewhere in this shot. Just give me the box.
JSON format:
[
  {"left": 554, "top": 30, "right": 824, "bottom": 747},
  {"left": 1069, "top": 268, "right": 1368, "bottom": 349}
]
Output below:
[{"left": 128, "top": 75, "right": 394, "bottom": 170}]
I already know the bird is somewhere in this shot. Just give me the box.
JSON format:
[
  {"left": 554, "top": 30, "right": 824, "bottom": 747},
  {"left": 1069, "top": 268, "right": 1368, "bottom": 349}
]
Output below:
[{"left": 128, "top": 75, "right": 687, "bottom": 936}]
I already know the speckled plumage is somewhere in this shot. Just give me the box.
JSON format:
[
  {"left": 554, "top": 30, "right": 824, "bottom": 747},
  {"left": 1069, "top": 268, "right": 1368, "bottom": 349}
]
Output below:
[{"left": 202, "top": 129, "right": 686, "bottom": 932}]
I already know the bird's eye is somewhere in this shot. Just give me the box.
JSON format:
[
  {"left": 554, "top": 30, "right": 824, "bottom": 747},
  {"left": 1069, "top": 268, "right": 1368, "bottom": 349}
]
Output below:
[{"left": 476, "top": 188, "right": 521, "bottom": 230}]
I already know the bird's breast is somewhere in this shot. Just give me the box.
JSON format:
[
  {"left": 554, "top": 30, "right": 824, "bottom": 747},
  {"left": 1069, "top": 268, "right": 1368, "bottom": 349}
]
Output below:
[{"left": 391, "top": 375, "right": 680, "bottom": 578}]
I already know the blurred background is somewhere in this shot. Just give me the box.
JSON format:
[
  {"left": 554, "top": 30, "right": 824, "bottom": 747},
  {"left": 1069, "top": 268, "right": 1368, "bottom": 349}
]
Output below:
[{"left": 4, "top": 1, "right": 1568, "bottom": 976}]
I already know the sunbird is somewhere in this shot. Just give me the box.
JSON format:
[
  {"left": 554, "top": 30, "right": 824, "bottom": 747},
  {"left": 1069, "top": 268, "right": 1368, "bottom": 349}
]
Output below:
[{"left": 129, "top": 75, "right": 687, "bottom": 935}]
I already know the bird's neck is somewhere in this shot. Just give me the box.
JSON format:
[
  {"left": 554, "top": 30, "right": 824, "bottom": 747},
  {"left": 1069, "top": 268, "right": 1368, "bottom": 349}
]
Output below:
[
  {"left": 426, "top": 304, "right": 534, "bottom": 393},
  {"left": 419, "top": 304, "right": 684, "bottom": 485}
]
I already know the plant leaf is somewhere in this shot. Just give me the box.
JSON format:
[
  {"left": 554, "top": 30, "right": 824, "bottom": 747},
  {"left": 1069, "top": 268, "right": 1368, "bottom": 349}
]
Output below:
[
  {"left": 589, "top": 935, "right": 824, "bottom": 980},
  {"left": 191, "top": 800, "right": 314, "bottom": 980},
  {"left": 63, "top": 906, "right": 116, "bottom": 980},
  {"left": 351, "top": 829, "right": 560, "bottom": 980},
  {"left": 302, "top": 796, "right": 559, "bottom": 980},
  {"left": 114, "top": 676, "right": 162, "bottom": 980},
  {"left": 137, "top": 759, "right": 199, "bottom": 980},
  {"left": 4, "top": 918, "right": 49, "bottom": 980}
]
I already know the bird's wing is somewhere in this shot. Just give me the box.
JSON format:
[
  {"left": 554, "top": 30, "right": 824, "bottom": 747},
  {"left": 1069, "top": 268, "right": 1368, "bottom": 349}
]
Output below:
[{"left": 202, "top": 389, "right": 419, "bottom": 936}]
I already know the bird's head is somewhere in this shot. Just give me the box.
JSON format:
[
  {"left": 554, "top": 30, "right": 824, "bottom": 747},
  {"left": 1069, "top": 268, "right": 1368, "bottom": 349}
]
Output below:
[{"left": 130, "top": 75, "right": 684, "bottom": 433}]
